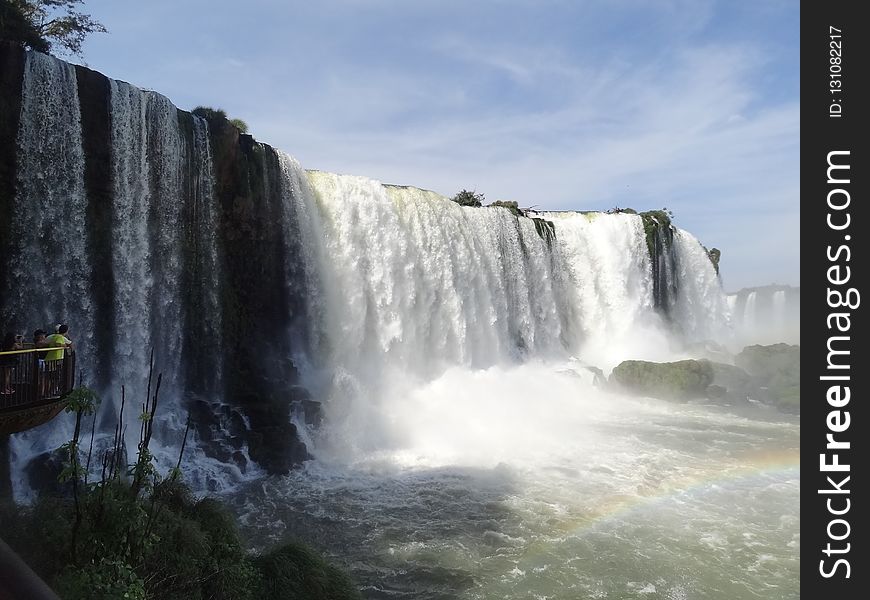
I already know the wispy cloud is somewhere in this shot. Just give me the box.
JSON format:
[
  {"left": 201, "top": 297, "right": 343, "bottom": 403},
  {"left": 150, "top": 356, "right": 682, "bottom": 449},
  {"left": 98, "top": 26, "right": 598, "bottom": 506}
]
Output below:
[{"left": 80, "top": 0, "right": 798, "bottom": 288}]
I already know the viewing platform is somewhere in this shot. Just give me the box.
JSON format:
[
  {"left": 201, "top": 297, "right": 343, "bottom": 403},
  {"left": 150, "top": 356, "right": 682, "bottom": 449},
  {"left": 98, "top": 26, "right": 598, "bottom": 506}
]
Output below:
[{"left": 0, "top": 347, "right": 76, "bottom": 435}]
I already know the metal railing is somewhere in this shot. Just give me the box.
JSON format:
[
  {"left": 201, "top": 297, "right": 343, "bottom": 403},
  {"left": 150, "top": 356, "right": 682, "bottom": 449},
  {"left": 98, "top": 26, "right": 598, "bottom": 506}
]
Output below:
[{"left": 0, "top": 346, "right": 76, "bottom": 412}]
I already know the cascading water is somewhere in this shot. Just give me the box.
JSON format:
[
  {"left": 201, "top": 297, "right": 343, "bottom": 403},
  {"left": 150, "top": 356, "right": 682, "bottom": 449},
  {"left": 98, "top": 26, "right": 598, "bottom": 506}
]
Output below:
[
  {"left": 4, "top": 53, "right": 96, "bottom": 496},
  {"left": 5, "top": 53, "right": 93, "bottom": 357},
  {"left": 671, "top": 229, "right": 732, "bottom": 343},
  {"left": 234, "top": 175, "right": 797, "bottom": 599},
  {"left": 3, "top": 54, "right": 236, "bottom": 498}
]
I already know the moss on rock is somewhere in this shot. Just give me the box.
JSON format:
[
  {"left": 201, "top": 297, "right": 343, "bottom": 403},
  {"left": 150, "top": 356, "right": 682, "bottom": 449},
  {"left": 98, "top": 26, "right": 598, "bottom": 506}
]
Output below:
[
  {"left": 638, "top": 210, "right": 673, "bottom": 261},
  {"left": 610, "top": 359, "right": 714, "bottom": 400},
  {"left": 488, "top": 200, "right": 521, "bottom": 216}
]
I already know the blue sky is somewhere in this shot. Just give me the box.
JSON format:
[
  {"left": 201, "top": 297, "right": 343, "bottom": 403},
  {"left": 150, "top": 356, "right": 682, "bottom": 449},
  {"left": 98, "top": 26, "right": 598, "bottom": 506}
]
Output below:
[{"left": 76, "top": 0, "right": 799, "bottom": 290}]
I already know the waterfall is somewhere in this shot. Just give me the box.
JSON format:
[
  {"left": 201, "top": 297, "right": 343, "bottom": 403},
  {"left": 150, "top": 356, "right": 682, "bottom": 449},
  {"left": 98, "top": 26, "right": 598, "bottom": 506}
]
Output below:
[
  {"left": 726, "top": 285, "right": 800, "bottom": 346},
  {"left": 544, "top": 212, "right": 659, "bottom": 365},
  {"left": 671, "top": 229, "right": 732, "bottom": 343},
  {"left": 304, "top": 172, "right": 569, "bottom": 378},
  {"left": 4, "top": 53, "right": 93, "bottom": 357},
  {"left": 2, "top": 49, "right": 737, "bottom": 491},
  {"left": 3, "top": 55, "right": 232, "bottom": 498},
  {"left": 743, "top": 291, "right": 757, "bottom": 331},
  {"left": 772, "top": 289, "right": 786, "bottom": 331}
]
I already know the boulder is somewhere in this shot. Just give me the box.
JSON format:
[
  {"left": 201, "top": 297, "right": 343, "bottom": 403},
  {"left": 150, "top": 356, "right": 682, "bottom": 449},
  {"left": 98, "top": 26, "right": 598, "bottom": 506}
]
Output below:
[
  {"left": 735, "top": 344, "right": 800, "bottom": 413},
  {"left": 609, "top": 359, "right": 714, "bottom": 400}
]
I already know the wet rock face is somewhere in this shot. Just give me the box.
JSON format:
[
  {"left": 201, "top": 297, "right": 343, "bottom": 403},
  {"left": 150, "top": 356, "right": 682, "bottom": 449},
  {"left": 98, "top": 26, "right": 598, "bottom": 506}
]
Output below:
[
  {"left": 609, "top": 347, "right": 800, "bottom": 415},
  {"left": 24, "top": 449, "right": 72, "bottom": 497},
  {"left": 609, "top": 359, "right": 714, "bottom": 400}
]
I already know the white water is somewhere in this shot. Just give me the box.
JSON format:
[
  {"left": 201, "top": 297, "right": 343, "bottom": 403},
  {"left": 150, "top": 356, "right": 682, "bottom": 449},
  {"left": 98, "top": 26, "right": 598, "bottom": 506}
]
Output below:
[
  {"left": 291, "top": 172, "right": 734, "bottom": 462},
  {"left": 671, "top": 229, "right": 732, "bottom": 344},
  {"left": 9, "top": 61, "right": 235, "bottom": 498},
  {"left": 7, "top": 53, "right": 94, "bottom": 497},
  {"left": 236, "top": 169, "right": 800, "bottom": 599},
  {"left": 7, "top": 53, "right": 93, "bottom": 354},
  {"left": 235, "top": 362, "right": 799, "bottom": 599}
]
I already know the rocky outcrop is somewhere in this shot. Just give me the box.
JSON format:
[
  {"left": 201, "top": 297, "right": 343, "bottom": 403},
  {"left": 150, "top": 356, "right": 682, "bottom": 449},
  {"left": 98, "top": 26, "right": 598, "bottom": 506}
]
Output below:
[
  {"left": 639, "top": 210, "right": 678, "bottom": 318},
  {"left": 609, "top": 359, "right": 714, "bottom": 400},
  {"left": 735, "top": 344, "right": 800, "bottom": 413},
  {"left": 610, "top": 347, "right": 800, "bottom": 414}
]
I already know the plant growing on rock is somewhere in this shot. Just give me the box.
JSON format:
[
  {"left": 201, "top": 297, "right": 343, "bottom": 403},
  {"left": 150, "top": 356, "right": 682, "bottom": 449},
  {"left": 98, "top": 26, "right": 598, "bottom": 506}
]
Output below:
[
  {"left": 451, "top": 189, "right": 484, "bottom": 207},
  {"left": 488, "top": 200, "right": 521, "bottom": 216}
]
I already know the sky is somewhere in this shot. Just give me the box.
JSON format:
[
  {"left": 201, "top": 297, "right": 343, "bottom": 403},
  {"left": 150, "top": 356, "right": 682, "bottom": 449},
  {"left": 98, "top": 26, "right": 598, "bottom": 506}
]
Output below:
[{"left": 74, "top": 0, "right": 799, "bottom": 291}]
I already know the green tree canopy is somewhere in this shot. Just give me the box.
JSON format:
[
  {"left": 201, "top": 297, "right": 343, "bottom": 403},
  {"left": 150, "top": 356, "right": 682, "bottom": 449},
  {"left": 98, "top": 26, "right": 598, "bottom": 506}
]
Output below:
[{"left": 0, "top": 0, "right": 106, "bottom": 57}]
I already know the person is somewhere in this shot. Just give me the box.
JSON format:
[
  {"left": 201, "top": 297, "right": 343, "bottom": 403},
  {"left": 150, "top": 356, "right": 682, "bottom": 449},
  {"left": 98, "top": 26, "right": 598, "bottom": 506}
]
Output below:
[
  {"left": 1, "top": 331, "right": 23, "bottom": 395},
  {"left": 44, "top": 325, "right": 73, "bottom": 397},
  {"left": 33, "top": 329, "right": 50, "bottom": 396},
  {"left": 44, "top": 324, "right": 73, "bottom": 362}
]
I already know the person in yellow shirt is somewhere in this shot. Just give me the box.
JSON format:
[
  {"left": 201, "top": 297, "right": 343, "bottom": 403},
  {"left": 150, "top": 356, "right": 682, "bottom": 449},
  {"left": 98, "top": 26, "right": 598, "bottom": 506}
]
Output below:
[{"left": 45, "top": 324, "right": 73, "bottom": 362}]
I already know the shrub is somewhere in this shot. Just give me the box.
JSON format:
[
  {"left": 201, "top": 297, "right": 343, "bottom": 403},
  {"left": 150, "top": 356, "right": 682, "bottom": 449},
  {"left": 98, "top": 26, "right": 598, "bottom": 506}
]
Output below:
[
  {"left": 192, "top": 106, "right": 228, "bottom": 121},
  {"left": 229, "top": 118, "right": 249, "bottom": 133},
  {"left": 451, "top": 189, "right": 484, "bottom": 207}
]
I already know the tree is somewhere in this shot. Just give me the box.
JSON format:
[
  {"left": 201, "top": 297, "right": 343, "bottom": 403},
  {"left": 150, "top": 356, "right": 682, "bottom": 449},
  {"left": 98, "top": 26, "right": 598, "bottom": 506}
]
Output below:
[
  {"left": 451, "top": 189, "right": 484, "bottom": 207},
  {"left": 0, "top": 0, "right": 105, "bottom": 57}
]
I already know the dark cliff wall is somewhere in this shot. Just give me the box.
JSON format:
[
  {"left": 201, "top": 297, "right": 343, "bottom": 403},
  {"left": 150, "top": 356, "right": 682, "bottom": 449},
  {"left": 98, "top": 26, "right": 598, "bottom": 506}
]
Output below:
[
  {"left": 75, "top": 63, "right": 115, "bottom": 391},
  {"left": 203, "top": 120, "right": 309, "bottom": 474}
]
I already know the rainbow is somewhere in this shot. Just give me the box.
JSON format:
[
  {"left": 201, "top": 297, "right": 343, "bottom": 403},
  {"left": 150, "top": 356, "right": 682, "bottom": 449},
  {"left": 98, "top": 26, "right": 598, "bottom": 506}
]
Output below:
[{"left": 566, "top": 447, "right": 800, "bottom": 533}]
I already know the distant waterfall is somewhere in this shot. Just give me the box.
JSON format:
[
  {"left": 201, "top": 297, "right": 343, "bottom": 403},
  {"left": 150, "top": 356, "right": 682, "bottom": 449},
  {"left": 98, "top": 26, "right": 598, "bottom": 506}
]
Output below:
[{"left": 727, "top": 286, "right": 800, "bottom": 345}]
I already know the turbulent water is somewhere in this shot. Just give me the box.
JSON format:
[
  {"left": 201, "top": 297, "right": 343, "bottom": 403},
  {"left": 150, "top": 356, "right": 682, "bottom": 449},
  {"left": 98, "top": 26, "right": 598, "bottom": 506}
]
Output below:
[
  {"left": 3, "top": 51, "right": 799, "bottom": 599},
  {"left": 225, "top": 170, "right": 798, "bottom": 599},
  {"left": 233, "top": 363, "right": 799, "bottom": 600}
]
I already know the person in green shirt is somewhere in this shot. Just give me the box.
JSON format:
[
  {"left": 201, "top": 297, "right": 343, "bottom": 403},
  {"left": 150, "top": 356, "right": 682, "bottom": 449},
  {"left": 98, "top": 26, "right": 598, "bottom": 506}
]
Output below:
[{"left": 45, "top": 324, "right": 73, "bottom": 362}]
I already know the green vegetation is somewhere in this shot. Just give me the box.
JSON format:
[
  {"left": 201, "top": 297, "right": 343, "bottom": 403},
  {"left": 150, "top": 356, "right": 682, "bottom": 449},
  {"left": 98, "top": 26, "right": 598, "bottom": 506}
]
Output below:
[
  {"left": 610, "top": 359, "right": 714, "bottom": 400},
  {"left": 192, "top": 105, "right": 228, "bottom": 121},
  {"left": 229, "top": 117, "right": 249, "bottom": 133},
  {"left": 191, "top": 107, "right": 250, "bottom": 134},
  {"left": 488, "top": 200, "right": 520, "bottom": 216},
  {"left": 0, "top": 365, "right": 361, "bottom": 599},
  {"left": 0, "top": 0, "right": 106, "bottom": 56},
  {"left": 638, "top": 209, "right": 674, "bottom": 261},
  {"left": 451, "top": 189, "right": 484, "bottom": 207}
]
